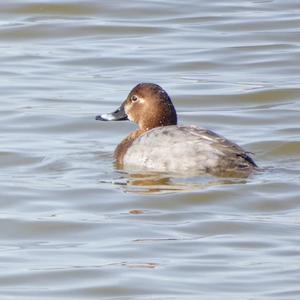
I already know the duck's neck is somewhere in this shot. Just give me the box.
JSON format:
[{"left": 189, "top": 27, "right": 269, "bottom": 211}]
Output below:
[
  {"left": 140, "top": 115, "right": 177, "bottom": 131},
  {"left": 138, "top": 100, "right": 177, "bottom": 131}
]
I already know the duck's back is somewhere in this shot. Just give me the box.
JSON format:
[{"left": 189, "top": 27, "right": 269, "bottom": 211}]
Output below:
[{"left": 123, "top": 125, "right": 257, "bottom": 177}]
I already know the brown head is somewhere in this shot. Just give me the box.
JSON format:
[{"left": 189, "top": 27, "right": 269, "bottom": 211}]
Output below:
[{"left": 96, "top": 83, "right": 177, "bottom": 131}]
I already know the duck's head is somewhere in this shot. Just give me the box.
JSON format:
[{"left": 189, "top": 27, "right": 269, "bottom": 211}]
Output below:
[{"left": 96, "top": 83, "right": 177, "bottom": 131}]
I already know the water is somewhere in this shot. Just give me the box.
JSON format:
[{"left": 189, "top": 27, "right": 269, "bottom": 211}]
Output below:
[{"left": 1, "top": 0, "right": 300, "bottom": 299}]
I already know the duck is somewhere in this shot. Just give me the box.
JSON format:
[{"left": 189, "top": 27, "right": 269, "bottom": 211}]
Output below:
[{"left": 96, "top": 83, "right": 257, "bottom": 177}]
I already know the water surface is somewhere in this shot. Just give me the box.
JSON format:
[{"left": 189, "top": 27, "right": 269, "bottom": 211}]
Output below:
[{"left": 0, "top": 1, "right": 300, "bottom": 299}]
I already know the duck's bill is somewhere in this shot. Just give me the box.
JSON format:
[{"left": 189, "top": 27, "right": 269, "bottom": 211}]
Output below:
[{"left": 95, "top": 105, "right": 128, "bottom": 121}]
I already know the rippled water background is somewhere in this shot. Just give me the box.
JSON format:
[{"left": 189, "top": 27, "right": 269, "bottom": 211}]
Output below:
[{"left": 1, "top": 0, "right": 300, "bottom": 299}]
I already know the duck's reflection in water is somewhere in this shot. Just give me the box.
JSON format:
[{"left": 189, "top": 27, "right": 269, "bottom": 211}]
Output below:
[{"left": 113, "top": 171, "right": 248, "bottom": 194}]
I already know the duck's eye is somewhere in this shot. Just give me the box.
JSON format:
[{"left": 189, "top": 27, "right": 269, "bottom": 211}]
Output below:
[{"left": 131, "top": 95, "right": 138, "bottom": 102}]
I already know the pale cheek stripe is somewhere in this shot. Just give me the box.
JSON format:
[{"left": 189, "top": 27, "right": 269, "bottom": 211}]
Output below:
[{"left": 128, "top": 115, "right": 134, "bottom": 122}]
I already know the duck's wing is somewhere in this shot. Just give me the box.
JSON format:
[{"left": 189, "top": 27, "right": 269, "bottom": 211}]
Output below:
[
  {"left": 180, "top": 126, "right": 257, "bottom": 167},
  {"left": 124, "top": 125, "right": 257, "bottom": 176}
]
